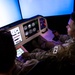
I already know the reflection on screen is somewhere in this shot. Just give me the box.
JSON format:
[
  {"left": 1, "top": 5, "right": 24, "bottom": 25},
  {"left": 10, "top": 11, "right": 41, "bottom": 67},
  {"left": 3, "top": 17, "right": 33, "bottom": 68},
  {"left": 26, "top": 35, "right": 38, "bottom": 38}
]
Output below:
[
  {"left": 10, "top": 27, "right": 22, "bottom": 45},
  {"left": 0, "top": 0, "right": 22, "bottom": 28},
  {"left": 23, "top": 19, "right": 39, "bottom": 39},
  {"left": 19, "top": 0, "right": 74, "bottom": 19}
]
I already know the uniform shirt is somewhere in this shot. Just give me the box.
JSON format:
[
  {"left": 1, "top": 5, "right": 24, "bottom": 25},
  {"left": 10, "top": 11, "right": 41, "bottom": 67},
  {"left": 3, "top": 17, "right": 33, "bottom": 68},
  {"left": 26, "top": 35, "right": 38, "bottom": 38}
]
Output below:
[{"left": 29, "top": 38, "right": 75, "bottom": 61}]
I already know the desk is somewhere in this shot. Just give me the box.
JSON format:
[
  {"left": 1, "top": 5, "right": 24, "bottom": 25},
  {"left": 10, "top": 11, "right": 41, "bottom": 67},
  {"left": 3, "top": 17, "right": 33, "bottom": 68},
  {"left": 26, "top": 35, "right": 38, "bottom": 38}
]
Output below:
[{"left": 40, "top": 29, "right": 54, "bottom": 41}]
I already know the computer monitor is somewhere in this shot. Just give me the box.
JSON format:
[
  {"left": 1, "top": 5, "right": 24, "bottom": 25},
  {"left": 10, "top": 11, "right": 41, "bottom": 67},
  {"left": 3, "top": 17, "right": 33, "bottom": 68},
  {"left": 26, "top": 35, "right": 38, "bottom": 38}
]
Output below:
[
  {"left": 19, "top": 0, "right": 74, "bottom": 19},
  {"left": 38, "top": 16, "right": 48, "bottom": 33},
  {"left": 9, "top": 27, "right": 22, "bottom": 45},
  {"left": 17, "top": 47, "right": 24, "bottom": 57},
  {"left": 0, "top": 0, "right": 22, "bottom": 28},
  {"left": 23, "top": 19, "right": 39, "bottom": 39},
  {"left": 8, "top": 15, "right": 48, "bottom": 52},
  {"left": 8, "top": 16, "right": 42, "bottom": 48}
]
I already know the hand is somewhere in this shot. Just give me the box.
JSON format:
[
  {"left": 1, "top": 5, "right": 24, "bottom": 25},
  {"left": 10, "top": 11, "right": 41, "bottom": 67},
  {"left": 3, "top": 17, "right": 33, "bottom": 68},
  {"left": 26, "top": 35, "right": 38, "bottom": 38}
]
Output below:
[{"left": 22, "top": 52, "right": 30, "bottom": 58}]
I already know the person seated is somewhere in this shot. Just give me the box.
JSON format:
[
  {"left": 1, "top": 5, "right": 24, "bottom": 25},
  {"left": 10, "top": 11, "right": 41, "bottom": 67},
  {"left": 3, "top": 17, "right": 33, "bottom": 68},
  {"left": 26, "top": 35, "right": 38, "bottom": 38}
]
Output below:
[
  {"left": 0, "top": 29, "right": 39, "bottom": 75},
  {"left": 22, "top": 11, "right": 75, "bottom": 64},
  {"left": 21, "top": 12, "right": 75, "bottom": 74}
]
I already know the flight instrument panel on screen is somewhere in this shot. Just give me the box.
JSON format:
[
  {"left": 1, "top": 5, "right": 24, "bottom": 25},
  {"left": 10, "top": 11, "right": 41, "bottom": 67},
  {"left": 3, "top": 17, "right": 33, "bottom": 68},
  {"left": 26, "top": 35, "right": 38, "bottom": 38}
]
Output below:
[
  {"left": 23, "top": 19, "right": 39, "bottom": 39},
  {"left": 8, "top": 15, "right": 48, "bottom": 48}
]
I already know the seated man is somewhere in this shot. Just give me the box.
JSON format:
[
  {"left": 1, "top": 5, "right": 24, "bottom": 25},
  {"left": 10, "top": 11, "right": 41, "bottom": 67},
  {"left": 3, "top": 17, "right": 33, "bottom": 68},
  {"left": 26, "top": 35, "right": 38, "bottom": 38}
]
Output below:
[
  {"left": 22, "top": 12, "right": 75, "bottom": 74},
  {"left": 22, "top": 11, "right": 75, "bottom": 63},
  {"left": 0, "top": 30, "right": 38, "bottom": 75}
]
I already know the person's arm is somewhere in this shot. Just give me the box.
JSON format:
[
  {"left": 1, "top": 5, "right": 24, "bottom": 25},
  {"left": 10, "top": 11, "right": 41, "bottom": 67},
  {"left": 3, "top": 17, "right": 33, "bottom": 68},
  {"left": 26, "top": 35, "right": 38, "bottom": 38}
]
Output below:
[
  {"left": 44, "top": 40, "right": 62, "bottom": 49},
  {"left": 59, "top": 35, "right": 70, "bottom": 43},
  {"left": 22, "top": 40, "right": 71, "bottom": 61},
  {"left": 29, "top": 42, "right": 71, "bottom": 61}
]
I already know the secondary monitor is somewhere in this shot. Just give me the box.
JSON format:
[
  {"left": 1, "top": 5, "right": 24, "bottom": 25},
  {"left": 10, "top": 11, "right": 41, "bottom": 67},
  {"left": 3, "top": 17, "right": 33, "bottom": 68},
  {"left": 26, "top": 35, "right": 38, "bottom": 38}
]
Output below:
[
  {"left": 38, "top": 16, "right": 48, "bottom": 33},
  {"left": 23, "top": 19, "right": 39, "bottom": 39},
  {"left": 9, "top": 27, "right": 22, "bottom": 45}
]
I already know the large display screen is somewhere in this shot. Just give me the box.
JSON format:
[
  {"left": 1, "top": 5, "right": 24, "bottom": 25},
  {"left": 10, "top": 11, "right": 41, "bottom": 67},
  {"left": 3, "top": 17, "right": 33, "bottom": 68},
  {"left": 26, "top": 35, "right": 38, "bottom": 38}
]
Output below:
[
  {"left": 0, "top": 0, "right": 22, "bottom": 28},
  {"left": 0, "top": 0, "right": 74, "bottom": 28},
  {"left": 19, "top": 0, "right": 74, "bottom": 19}
]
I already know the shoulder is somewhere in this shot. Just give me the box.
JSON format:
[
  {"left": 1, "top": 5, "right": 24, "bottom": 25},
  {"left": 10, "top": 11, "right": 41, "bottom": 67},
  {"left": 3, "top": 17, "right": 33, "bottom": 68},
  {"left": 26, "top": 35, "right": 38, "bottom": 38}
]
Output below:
[{"left": 59, "top": 34, "right": 70, "bottom": 43}]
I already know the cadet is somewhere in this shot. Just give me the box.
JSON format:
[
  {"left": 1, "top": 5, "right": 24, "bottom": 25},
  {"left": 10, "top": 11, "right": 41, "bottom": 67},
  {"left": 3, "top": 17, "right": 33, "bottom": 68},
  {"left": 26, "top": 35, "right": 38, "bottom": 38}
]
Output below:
[{"left": 22, "top": 12, "right": 75, "bottom": 62}]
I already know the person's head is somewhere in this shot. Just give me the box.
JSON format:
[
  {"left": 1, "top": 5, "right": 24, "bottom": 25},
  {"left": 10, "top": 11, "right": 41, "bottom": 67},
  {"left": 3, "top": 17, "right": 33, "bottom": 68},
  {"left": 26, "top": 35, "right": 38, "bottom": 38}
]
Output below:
[
  {"left": 0, "top": 30, "right": 16, "bottom": 74},
  {"left": 66, "top": 12, "right": 75, "bottom": 38}
]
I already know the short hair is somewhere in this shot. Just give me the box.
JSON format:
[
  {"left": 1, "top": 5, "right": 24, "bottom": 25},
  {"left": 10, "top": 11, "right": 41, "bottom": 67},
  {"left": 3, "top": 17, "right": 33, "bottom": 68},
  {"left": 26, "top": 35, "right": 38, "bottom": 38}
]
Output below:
[
  {"left": 70, "top": 12, "right": 75, "bottom": 30},
  {"left": 0, "top": 30, "right": 16, "bottom": 73},
  {"left": 70, "top": 12, "right": 75, "bottom": 22}
]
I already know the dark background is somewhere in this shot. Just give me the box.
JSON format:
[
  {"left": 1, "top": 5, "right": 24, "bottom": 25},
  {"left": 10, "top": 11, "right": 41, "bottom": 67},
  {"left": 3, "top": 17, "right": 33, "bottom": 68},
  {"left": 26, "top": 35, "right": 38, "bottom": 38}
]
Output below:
[{"left": 45, "top": 14, "right": 70, "bottom": 34}]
